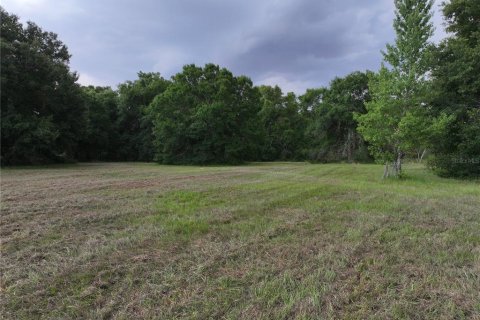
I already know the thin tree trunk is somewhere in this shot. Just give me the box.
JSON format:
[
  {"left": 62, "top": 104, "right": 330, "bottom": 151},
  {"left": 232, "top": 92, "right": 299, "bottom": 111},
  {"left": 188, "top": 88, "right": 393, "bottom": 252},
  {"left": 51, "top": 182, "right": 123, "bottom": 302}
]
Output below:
[
  {"left": 347, "top": 129, "right": 353, "bottom": 163},
  {"left": 394, "top": 151, "right": 403, "bottom": 177},
  {"left": 383, "top": 162, "right": 389, "bottom": 179},
  {"left": 342, "top": 129, "right": 354, "bottom": 162},
  {"left": 419, "top": 149, "right": 426, "bottom": 163}
]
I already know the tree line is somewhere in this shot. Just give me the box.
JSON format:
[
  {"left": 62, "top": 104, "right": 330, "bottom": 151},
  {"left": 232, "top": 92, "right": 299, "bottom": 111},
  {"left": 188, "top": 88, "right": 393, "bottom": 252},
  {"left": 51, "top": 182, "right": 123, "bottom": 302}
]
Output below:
[{"left": 1, "top": 0, "right": 478, "bottom": 178}]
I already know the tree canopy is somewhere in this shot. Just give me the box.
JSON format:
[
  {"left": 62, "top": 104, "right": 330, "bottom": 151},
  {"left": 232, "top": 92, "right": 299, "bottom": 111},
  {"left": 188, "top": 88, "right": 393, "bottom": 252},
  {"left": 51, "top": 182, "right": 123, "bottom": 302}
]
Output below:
[
  {"left": 1, "top": 8, "right": 85, "bottom": 165},
  {"left": 304, "top": 71, "right": 372, "bottom": 163},
  {"left": 117, "top": 72, "right": 170, "bottom": 161},
  {"left": 427, "top": 0, "right": 480, "bottom": 177},
  {"left": 149, "top": 64, "right": 262, "bottom": 164},
  {"left": 1, "top": 2, "right": 478, "bottom": 178},
  {"left": 258, "top": 86, "right": 305, "bottom": 161},
  {"left": 356, "top": 0, "right": 439, "bottom": 177}
]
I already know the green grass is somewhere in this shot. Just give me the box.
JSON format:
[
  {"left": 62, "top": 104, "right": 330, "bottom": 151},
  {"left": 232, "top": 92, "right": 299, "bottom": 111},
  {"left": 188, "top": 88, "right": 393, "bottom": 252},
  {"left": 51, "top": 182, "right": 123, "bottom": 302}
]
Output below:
[{"left": 1, "top": 162, "right": 479, "bottom": 319}]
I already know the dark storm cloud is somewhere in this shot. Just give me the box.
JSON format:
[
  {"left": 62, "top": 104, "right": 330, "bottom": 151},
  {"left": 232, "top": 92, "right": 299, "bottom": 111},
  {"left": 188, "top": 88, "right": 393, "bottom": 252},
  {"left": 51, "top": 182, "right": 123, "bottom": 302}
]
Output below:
[
  {"left": 2, "top": 0, "right": 445, "bottom": 93},
  {"left": 216, "top": 0, "right": 399, "bottom": 91}
]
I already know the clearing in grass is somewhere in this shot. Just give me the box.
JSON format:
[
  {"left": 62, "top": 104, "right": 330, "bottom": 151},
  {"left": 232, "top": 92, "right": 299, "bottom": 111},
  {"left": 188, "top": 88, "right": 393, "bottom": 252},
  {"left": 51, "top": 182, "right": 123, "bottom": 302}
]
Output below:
[{"left": 1, "top": 162, "right": 479, "bottom": 319}]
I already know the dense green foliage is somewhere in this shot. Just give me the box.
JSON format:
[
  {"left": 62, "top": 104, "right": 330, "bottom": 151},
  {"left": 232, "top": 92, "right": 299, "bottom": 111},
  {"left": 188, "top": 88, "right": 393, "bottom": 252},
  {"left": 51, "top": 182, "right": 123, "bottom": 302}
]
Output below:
[
  {"left": 1, "top": 8, "right": 85, "bottom": 165},
  {"left": 356, "top": 0, "right": 438, "bottom": 177},
  {"left": 258, "top": 86, "right": 305, "bottom": 161},
  {"left": 149, "top": 64, "right": 261, "bottom": 164},
  {"left": 304, "top": 72, "right": 372, "bottom": 163},
  {"left": 77, "top": 86, "right": 119, "bottom": 161},
  {"left": 117, "top": 72, "right": 170, "bottom": 161},
  {"left": 1, "top": 2, "right": 478, "bottom": 177},
  {"left": 427, "top": 0, "right": 480, "bottom": 177}
]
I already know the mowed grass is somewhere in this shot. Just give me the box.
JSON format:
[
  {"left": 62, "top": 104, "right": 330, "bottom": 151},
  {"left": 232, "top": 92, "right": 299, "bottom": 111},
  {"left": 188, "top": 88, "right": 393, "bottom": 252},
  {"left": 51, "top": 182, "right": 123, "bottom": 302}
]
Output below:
[{"left": 1, "top": 162, "right": 479, "bottom": 319}]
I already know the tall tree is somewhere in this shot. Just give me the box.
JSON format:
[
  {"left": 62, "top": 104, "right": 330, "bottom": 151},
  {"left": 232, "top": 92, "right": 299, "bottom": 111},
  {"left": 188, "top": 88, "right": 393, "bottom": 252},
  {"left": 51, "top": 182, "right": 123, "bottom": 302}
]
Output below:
[
  {"left": 77, "top": 86, "right": 120, "bottom": 161},
  {"left": 258, "top": 86, "right": 305, "bottom": 161},
  {"left": 356, "top": 0, "right": 437, "bottom": 177},
  {"left": 1, "top": 8, "right": 85, "bottom": 165},
  {"left": 304, "top": 72, "right": 372, "bottom": 163},
  {"left": 117, "top": 72, "right": 170, "bottom": 161},
  {"left": 149, "top": 64, "right": 262, "bottom": 164},
  {"left": 428, "top": 0, "right": 480, "bottom": 177},
  {"left": 443, "top": 0, "right": 480, "bottom": 43}
]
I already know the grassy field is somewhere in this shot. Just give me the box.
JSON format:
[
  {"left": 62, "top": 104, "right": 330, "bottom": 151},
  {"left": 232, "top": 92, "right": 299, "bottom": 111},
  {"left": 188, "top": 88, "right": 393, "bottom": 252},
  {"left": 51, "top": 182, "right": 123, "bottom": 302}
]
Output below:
[{"left": 1, "top": 162, "right": 479, "bottom": 319}]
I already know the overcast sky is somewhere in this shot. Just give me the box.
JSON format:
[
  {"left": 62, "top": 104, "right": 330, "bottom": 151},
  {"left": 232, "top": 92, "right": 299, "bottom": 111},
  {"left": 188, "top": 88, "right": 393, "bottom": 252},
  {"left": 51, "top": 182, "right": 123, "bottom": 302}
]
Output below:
[{"left": 3, "top": 0, "right": 447, "bottom": 94}]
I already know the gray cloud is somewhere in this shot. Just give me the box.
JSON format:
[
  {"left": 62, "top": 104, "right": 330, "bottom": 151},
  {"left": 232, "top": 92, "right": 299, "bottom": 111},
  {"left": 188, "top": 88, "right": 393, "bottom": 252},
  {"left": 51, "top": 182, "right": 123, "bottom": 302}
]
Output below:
[{"left": 2, "top": 0, "right": 446, "bottom": 94}]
